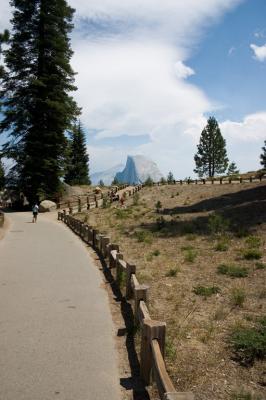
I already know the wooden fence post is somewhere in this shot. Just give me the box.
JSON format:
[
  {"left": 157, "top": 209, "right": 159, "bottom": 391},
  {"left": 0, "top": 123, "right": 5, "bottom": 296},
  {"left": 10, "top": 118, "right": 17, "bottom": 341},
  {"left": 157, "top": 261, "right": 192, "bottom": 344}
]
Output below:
[
  {"left": 92, "top": 229, "right": 99, "bottom": 248},
  {"left": 126, "top": 263, "right": 136, "bottom": 299},
  {"left": 116, "top": 253, "right": 124, "bottom": 286},
  {"left": 134, "top": 285, "right": 149, "bottom": 323},
  {"left": 101, "top": 236, "right": 111, "bottom": 258},
  {"left": 140, "top": 319, "right": 166, "bottom": 385}
]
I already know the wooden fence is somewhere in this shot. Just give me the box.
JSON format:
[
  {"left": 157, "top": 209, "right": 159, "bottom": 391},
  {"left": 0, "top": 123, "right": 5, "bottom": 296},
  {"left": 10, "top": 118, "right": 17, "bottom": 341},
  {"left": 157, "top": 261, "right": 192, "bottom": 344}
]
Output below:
[
  {"left": 58, "top": 210, "right": 194, "bottom": 400},
  {"left": 57, "top": 184, "right": 142, "bottom": 213},
  {"left": 152, "top": 175, "right": 265, "bottom": 186}
]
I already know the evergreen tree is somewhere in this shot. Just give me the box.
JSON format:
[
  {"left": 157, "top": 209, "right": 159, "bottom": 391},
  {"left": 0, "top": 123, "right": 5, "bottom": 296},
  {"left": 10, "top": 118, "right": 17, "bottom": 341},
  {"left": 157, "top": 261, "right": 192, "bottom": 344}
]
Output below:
[
  {"left": 0, "top": 30, "right": 9, "bottom": 79},
  {"left": 144, "top": 176, "right": 154, "bottom": 186},
  {"left": 0, "top": 158, "right": 5, "bottom": 189},
  {"left": 260, "top": 140, "right": 266, "bottom": 169},
  {"left": 227, "top": 162, "right": 239, "bottom": 176},
  {"left": 112, "top": 177, "right": 119, "bottom": 185},
  {"left": 99, "top": 179, "right": 105, "bottom": 187},
  {"left": 64, "top": 122, "right": 90, "bottom": 185},
  {"left": 194, "top": 117, "right": 229, "bottom": 177},
  {"left": 167, "top": 171, "right": 174, "bottom": 184},
  {"left": 0, "top": 0, "right": 79, "bottom": 202}
]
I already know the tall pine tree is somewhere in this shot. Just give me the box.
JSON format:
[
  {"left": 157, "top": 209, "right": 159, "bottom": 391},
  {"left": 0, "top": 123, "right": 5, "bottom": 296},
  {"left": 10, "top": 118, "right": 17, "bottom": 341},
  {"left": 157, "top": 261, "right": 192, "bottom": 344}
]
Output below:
[
  {"left": 194, "top": 117, "right": 228, "bottom": 177},
  {"left": 64, "top": 121, "right": 90, "bottom": 185},
  {"left": 0, "top": 29, "right": 9, "bottom": 79},
  {"left": 260, "top": 140, "right": 266, "bottom": 169},
  {"left": 0, "top": 0, "right": 79, "bottom": 202}
]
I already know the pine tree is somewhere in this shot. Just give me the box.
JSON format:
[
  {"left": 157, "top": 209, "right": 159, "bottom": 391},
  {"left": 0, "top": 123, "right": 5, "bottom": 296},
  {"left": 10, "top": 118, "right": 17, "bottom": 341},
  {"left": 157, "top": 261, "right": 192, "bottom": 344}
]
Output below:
[
  {"left": 64, "top": 122, "right": 90, "bottom": 185},
  {"left": 260, "top": 140, "right": 266, "bottom": 169},
  {"left": 227, "top": 162, "right": 239, "bottom": 176},
  {"left": 167, "top": 171, "right": 174, "bottom": 184},
  {"left": 0, "top": 0, "right": 79, "bottom": 202},
  {"left": 0, "top": 30, "right": 9, "bottom": 79},
  {"left": 0, "top": 158, "right": 5, "bottom": 189},
  {"left": 194, "top": 117, "right": 229, "bottom": 177}
]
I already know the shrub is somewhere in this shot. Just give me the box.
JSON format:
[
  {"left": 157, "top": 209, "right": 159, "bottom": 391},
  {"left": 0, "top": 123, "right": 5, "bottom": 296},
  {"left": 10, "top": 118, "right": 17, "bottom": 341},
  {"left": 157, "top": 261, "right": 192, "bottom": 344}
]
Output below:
[
  {"left": 184, "top": 249, "right": 197, "bottom": 263},
  {"left": 115, "top": 208, "right": 132, "bottom": 219},
  {"left": 193, "top": 285, "right": 220, "bottom": 297},
  {"left": 217, "top": 264, "right": 248, "bottom": 278},
  {"left": 134, "top": 230, "right": 153, "bottom": 244},
  {"left": 215, "top": 240, "right": 229, "bottom": 251},
  {"left": 153, "top": 249, "right": 160, "bottom": 256},
  {"left": 155, "top": 200, "right": 162, "bottom": 212},
  {"left": 243, "top": 249, "right": 262, "bottom": 260},
  {"left": 245, "top": 235, "right": 261, "bottom": 248},
  {"left": 208, "top": 213, "right": 230, "bottom": 235},
  {"left": 230, "top": 318, "right": 266, "bottom": 365},
  {"left": 144, "top": 176, "right": 154, "bottom": 186},
  {"left": 165, "top": 267, "right": 179, "bottom": 277},
  {"left": 230, "top": 287, "right": 246, "bottom": 307},
  {"left": 133, "top": 193, "right": 140, "bottom": 206}
]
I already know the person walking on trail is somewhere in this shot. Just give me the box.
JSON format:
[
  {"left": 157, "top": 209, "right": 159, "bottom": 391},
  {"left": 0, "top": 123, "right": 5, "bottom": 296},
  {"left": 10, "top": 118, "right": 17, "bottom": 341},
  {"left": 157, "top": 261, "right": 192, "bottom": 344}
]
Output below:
[{"left": 32, "top": 204, "right": 39, "bottom": 223}]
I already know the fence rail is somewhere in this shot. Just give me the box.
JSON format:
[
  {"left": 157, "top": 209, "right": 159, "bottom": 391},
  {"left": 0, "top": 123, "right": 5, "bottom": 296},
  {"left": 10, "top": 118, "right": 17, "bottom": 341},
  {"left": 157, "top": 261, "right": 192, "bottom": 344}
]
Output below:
[
  {"left": 58, "top": 210, "right": 194, "bottom": 400},
  {"left": 57, "top": 184, "right": 142, "bottom": 212},
  {"left": 152, "top": 175, "right": 265, "bottom": 186}
]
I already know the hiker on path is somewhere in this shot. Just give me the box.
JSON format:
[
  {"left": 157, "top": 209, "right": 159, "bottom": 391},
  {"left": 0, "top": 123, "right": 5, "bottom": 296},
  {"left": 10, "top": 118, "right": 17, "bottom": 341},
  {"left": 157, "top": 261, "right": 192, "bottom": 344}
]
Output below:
[{"left": 32, "top": 204, "right": 39, "bottom": 223}]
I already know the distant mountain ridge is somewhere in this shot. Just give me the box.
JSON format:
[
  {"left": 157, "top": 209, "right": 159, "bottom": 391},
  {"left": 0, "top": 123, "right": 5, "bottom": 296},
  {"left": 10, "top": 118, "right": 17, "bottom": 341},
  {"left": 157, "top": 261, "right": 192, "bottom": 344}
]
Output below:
[{"left": 115, "top": 155, "right": 163, "bottom": 184}]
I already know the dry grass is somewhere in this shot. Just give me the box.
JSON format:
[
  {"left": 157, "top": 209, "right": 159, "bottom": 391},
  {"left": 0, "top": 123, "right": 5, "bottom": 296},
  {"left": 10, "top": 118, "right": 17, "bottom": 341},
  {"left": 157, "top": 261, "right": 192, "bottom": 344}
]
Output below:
[{"left": 77, "top": 182, "right": 266, "bottom": 400}]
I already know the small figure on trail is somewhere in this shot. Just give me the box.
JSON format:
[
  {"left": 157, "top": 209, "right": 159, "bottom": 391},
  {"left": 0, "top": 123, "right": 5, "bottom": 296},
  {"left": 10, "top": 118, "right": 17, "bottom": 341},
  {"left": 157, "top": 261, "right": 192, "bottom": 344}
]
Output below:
[{"left": 32, "top": 204, "right": 39, "bottom": 223}]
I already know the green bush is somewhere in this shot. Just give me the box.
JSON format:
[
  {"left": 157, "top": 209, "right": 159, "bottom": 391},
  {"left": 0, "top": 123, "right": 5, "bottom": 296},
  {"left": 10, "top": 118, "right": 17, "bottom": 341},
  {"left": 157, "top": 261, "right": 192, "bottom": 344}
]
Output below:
[
  {"left": 133, "top": 193, "right": 140, "bottom": 206},
  {"left": 134, "top": 230, "right": 153, "bottom": 244},
  {"left": 217, "top": 264, "right": 248, "bottom": 278},
  {"left": 230, "top": 318, "right": 266, "bottom": 365},
  {"left": 155, "top": 200, "right": 162, "bottom": 212},
  {"left": 193, "top": 285, "right": 220, "bottom": 297},
  {"left": 243, "top": 248, "right": 262, "bottom": 260},
  {"left": 165, "top": 267, "right": 179, "bottom": 277},
  {"left": 184, "top": 249, "right": 197, "bottom": 263},
  {"left": 215, "top": 240, "right": 229, "bottom": 251},
  {"left": 208, "top": 213, "right": 230, "bottom": 235},
  {"left": 245, "top": 235, "right": 261, "bottom": 248},
  {"left": 115, "top": 208, "right": 132, "bottom": 219},
  {"left": 152, "top": 249, "right": 160, "bottom": 257}
]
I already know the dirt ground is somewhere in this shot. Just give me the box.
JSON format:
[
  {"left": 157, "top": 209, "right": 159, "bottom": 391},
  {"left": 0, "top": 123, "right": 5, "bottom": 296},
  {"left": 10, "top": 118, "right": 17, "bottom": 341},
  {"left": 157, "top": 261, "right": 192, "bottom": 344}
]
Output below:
[{"left": 77, "top": 182, "right": 266, "bottom": 400}]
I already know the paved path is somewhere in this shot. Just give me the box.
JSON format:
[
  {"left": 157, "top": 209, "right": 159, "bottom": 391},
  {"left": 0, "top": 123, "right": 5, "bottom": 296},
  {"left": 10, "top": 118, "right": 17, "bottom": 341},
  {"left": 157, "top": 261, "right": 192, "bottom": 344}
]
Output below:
[{"left": 0, "top": 212, "right": 121, "bottom": 400}]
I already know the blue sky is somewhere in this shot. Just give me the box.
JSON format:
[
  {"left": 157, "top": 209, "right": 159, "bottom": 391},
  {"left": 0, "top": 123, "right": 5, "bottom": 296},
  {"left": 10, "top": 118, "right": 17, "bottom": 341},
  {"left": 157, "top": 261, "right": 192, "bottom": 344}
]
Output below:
[{"left": 1, "top": 0, "right": 266, "bottom": 177}]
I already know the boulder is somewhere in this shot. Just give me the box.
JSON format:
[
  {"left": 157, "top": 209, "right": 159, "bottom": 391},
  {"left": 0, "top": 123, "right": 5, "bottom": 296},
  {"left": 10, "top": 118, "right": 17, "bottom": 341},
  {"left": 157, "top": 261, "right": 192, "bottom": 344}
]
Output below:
[{"left": 39, "top": 200, "right": 57, "bottom": 212}]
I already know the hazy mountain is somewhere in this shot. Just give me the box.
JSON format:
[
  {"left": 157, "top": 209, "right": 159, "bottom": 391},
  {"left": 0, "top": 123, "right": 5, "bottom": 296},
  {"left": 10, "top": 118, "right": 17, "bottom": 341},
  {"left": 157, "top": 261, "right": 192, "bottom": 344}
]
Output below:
[
  {"left": 90, "top": 164, "right": 124, "bottom": 185},
  {"left": 115, "top": 155, "right": 163, "bottom": 184}
]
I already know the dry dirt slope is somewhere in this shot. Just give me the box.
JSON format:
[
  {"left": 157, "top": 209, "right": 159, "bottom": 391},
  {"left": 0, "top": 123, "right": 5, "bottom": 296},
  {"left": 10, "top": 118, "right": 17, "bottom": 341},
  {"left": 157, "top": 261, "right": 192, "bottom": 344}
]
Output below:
[{"left": 78, "top": 182, "right": 266, "bottom": 400}]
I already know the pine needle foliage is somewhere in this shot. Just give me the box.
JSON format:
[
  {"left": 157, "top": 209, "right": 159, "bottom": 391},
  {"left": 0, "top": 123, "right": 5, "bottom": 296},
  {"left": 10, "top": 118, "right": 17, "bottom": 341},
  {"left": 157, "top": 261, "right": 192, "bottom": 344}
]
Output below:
[
  {"left": 64, "top": 121, "right": 90, "bottom": 185},
  {"left": 0, "top": 0, "right": 79, "bottom": 202},
  {"left": 194, "top": 117, "right": 229, "bottom": 177}
]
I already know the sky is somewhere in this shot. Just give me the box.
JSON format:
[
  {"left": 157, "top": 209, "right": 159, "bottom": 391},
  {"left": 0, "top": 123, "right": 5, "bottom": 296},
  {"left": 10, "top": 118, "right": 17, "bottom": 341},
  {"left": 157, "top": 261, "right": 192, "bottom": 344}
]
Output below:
[{"left": 0, "top": 0, "right": 266, "bottom": 177}]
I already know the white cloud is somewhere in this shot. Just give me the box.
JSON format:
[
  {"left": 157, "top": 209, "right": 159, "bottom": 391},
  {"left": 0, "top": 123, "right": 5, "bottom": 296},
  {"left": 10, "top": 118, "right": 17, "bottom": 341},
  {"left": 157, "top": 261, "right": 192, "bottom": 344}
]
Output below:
[
  {"left": 174, "top": 61, "right": 195, "bottom": 79},
  {"left": 221, "top": 112, "right": 266, "bottom": 141},
  {"left": 250, "top": 43, "right": 266, "bottom": 62}
]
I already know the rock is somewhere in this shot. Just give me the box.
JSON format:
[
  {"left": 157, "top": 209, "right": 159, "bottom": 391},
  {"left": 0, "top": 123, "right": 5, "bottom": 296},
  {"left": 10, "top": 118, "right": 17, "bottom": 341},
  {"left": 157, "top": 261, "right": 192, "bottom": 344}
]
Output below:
[
  {"left": 115, "top": 155, "right": 164, "bottom": 184},
  {"left": 39, "top": 200, "right": 57, "bottom": 212}
]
